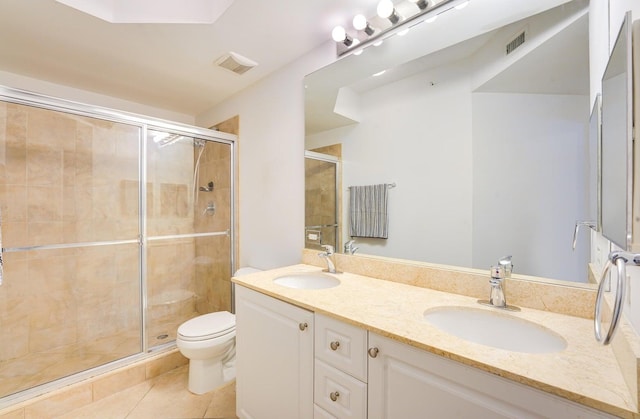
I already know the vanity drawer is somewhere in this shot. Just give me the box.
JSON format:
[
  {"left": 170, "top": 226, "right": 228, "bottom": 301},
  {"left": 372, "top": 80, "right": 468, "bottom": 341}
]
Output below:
[
  {"left": 314, "top": 359, "right": 367, "bottom": 419},
  {"left": 315, "top": 313, "right": 367, "bottom": 381},
  {"left": 314, "top": 404, "right": 337, "bottom": 419}
]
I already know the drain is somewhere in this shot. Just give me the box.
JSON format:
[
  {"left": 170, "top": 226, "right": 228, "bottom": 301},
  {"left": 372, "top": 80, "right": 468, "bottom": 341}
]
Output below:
[{"left": 157, "top": 334, "right": 169, "bottom": 340}]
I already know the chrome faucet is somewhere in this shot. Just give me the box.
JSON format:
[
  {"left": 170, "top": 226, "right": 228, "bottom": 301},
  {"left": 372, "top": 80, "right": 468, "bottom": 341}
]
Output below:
[
  {"left": 318, "top": 245, "right": 341, "bottom": 274},
  {"left": 498, "top": 255, "right": 513, "bottom": 279},
  {"left": 478, "top": 265, "right": 519, "bottom": 311},
  {"left": 344, "top": 240, "right": 359, "bottom": 255}
]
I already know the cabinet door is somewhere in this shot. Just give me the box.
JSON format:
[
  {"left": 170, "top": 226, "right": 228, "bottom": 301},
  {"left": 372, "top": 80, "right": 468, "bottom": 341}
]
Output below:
[
  {"left": 236, "top": 286, "right": 314, "bottom": 419},
  {"left": 368, "top": 333, "right": 613, "bottom": 419}
]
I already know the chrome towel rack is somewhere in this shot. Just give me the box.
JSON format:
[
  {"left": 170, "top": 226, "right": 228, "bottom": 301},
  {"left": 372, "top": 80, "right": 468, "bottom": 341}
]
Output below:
[{"left": 594, "top": 251, "right": 640, "bottom": 345}]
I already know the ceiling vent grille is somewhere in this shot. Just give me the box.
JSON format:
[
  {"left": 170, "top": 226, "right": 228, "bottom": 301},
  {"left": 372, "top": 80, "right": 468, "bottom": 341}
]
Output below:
[
  {"left": 506, "top": 31, "right": 526, "bottom": 55},
  {"left": 216, "top": 52, "right": 257, "bottom": 75}
]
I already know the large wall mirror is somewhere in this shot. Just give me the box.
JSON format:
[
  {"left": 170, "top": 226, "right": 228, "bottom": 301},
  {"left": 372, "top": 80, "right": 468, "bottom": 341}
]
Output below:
[
  {"left": 304, "top": 0, "right": 596, "bottom": 284},
  {"left": 601, "top": 12, "right": 632, "bottom": 251}
]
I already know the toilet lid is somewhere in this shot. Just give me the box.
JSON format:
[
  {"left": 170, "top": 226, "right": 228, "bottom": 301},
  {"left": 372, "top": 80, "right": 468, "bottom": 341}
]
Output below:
[{"left": 178, "top": 311, "right": 235, "bottom": 341}]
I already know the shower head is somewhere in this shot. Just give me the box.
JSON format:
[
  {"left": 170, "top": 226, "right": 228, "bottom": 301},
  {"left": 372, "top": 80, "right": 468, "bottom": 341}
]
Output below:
[{"left": 152, "top": 132, "right": 184, "bottom": 148}]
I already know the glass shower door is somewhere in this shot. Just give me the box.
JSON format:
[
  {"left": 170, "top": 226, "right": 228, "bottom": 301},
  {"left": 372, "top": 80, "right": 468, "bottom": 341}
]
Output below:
[
  {"left": 145, "top": 130, "right": 232, "bottom": 350},
  {"left": 304, "top": 151, "right": 340, "bottom": 251},
  {"left": 0, "top": 101, "right": 142, "bottom": 398}
]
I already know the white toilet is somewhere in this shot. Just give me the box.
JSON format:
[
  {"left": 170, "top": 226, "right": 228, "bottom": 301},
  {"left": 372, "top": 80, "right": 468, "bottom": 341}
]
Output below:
[{"left": 176, "top": 267, "right": 261, "bottom": 394}]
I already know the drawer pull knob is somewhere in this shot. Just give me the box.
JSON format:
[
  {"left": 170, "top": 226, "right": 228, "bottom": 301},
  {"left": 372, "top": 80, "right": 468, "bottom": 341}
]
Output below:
[
  {"left": 299, "top": 322, "right": 308, "bottom": 331},
  {"left": 330, "top": 341, "right": 340, "bottom": 351},
  {"left": 368, "top": 347, "right": 379, "bottom": 358},
  {"left": 330, "top": 391, "right": 340, "bottom": 402}
]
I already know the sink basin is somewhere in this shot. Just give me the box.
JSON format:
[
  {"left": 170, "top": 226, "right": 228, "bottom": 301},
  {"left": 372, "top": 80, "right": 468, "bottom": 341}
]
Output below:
[
  {"left": 423, "top": 306, "right": 567, "bottom": 354},
  {"left": 273, "top": 272, "right": 340, "bottom": 290}
]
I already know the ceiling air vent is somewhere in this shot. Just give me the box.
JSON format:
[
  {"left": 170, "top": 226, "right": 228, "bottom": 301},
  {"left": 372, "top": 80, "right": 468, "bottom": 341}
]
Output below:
[
  {"left": 506, "top": 31, "right": 526, "bottom": 55},
  {"left": 216, "top": 52, "right": 257, "bottom": 75}
]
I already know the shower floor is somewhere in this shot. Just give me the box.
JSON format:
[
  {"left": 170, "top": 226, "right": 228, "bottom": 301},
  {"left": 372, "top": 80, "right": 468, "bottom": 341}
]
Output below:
[{"left": 0, "top": 312, "right": 196, "bottom": 399}]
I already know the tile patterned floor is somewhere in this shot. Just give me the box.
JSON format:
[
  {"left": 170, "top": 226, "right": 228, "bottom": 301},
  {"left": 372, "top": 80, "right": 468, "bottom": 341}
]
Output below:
[{"left": 57, "top": 365, "right": 236, "bottom": 419}]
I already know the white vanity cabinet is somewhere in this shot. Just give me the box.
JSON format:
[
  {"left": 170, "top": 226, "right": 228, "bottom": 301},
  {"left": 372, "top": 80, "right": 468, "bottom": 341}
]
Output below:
[
  {"left": 314, "top": 313, "right": 368, "bottom": 418},
  {"left": 235, "top": 286, "right": 314, "bottom": 419},
  {"left": 367, "top": 333, "right": 614, "bottom": 419},
  {"left": 235, "top": 287, "right": 614, "bottom": 419}
]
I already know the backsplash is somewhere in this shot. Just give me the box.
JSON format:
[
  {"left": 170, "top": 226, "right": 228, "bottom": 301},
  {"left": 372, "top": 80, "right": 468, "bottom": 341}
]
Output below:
[{"left": 302, "top": 248, "right": 595, "bottom": 319}]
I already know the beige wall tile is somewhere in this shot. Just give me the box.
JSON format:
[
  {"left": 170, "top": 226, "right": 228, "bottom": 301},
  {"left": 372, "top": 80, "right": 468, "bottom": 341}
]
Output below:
[
  {"left": 145, "top": 350, "right": 188, "bottom": 379},
  {"left": 92, "top": 365, "right": 146, "bottom": 401},
  {"left": 24, "top": 383, "right": 92, "bottom": 419},
  {"left": 0, "top": 408, "right": 25, "bottom": 419}
]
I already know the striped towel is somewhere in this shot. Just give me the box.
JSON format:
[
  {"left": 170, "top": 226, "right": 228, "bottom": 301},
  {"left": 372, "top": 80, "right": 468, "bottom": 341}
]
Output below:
[{"left": 349, "top": 184, "right": 389, "bottom": 239}]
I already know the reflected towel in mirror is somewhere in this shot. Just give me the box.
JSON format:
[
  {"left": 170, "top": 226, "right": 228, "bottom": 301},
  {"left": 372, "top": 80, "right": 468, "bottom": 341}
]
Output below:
[{"left": 349, "top": 184, "right": 389, "bottom": 239}]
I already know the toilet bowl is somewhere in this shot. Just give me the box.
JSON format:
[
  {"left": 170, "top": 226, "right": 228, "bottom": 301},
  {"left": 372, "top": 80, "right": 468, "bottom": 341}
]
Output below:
[
  {"left": 176, "top": 266, "right": 261, "bottom": 394},
  {"left": 176, "top": 311, "right": 236, "bottom": 394}
]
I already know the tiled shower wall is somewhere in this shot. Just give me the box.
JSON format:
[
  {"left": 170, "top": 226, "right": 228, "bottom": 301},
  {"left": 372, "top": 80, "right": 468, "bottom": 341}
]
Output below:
[
  {"left": 0, "top": 103, "right": 142, "bottom": 365},
  {"left": 305, "top": 144, "right": 341, "bottom": 251},
  {"left": 0, "top": 101, "right": 232, "bottom": 398}
]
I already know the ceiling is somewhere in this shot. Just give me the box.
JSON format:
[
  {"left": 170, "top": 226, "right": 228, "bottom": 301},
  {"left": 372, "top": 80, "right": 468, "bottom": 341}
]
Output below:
[
  {"left": 0, "top": 0, "right": 374, "bottom": 116},
  {"left": 304, "top": 0, "right": 586, "bottom": 135}
]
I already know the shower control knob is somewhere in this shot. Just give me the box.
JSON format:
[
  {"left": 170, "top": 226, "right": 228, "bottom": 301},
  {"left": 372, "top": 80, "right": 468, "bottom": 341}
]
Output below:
[
  {"left": 330, "top": 341, "right": 340, "bottom": 351},
  {"left": 299, "top": 322, "right": 308, "bottom": 331},
  {"left": 330, "top": 391, "right": 340, "bottom": 402},
  {"left": 368, "top": 347, "right": 379, "bottom": 358}
]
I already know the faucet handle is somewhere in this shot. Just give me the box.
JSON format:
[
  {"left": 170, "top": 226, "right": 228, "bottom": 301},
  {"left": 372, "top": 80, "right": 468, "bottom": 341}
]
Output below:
[
  {"left": 321, "top": 244, "right": 334, "bottom": 255},
  {"left": 490, "top": 265, "right": 505, "bottom": 283}
]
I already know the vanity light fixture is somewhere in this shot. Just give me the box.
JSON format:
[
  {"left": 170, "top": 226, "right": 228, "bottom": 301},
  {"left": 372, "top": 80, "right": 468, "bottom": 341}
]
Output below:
[
  {"left": 332, "top": 0, "right": 471, "bottom": 57},
  {"left": 377, "top": 0, "right": 401, "bottom": 24},
  {"left": 409, "top": 0, "right": 430, "bottom": 10},
  {"left": 353, "top": 14, "right": 376, "bottom": 36},
  {"left": 331, "top": 25, "right": 354, "bottom": 47},
  {"left": 352, "top": 39, "right": 364, "bottom": 55}
]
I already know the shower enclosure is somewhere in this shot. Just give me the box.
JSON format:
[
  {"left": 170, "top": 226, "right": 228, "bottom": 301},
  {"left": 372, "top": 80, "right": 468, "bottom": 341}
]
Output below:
[
  {"left": 304, "top": 150, "right": 340, "bottom": 251},
  {"left": 0, "top": 87, "right": 236, "bottom": 405}
]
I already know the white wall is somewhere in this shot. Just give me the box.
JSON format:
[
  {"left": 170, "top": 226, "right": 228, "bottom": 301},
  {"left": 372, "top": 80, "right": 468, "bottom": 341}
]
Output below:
[
  {"left": 472, "top": 93, "right": 589, "bottom": 282},
  {"left": 308, "top": 64, "right": 474, "bottom": 266},
  {"left": 0, "top": 70, "right": 194, "bottom": 124},
  {"left": 195, "top": 42, "right": 336, "bottom": 270}
]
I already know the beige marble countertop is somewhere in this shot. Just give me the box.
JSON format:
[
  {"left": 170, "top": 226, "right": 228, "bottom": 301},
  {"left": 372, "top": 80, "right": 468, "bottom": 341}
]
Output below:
[{"left": 232, "top": 264, "right": 639, "bottom": 418}]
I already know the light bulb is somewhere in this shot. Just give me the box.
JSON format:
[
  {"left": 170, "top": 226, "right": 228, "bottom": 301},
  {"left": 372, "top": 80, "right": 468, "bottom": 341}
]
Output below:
[
  {"left": 331, "top": 26, "right": 347, "bottom": 42},
  {"left": 377, "top": 0, "right": 394, "bottom": 19},
  {"left": 353, "top": 14, "right": 367, "bottom": 30},
  {"left": 425, "top": 14, "right": 438, "bottom": 23},
  {"left": 398, "top": 28, "right": 409, "bottom": 36},
  {"left": 455, "top": 0, "right": 469, "bottom": 9},
  {"left": 373, "top": 39, "right": 383, "bottom": 47}
]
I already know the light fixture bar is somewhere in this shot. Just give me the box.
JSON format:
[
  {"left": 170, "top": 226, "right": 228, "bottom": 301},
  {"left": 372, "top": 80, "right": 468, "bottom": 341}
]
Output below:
[{"left": 336, "top": 0, "right": 470, "bottom": 57}]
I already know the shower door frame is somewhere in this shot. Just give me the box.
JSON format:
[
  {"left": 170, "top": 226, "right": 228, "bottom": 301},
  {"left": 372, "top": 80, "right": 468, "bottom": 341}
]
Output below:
[
  {"left": 304, "top": 150, "right": 341, "bottom": 252},
  {"left": 0, "top": 85, "right": 237, "bottom": 407}
]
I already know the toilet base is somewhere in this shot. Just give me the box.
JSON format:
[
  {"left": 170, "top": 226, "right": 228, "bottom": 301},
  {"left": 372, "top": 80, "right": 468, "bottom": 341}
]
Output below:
[{"left": 187, "top": 357, "right": 235, "bottom": 394}]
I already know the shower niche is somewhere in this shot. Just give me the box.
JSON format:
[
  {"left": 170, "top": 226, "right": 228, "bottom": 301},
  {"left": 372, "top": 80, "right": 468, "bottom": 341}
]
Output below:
[{"left": 0, "top": 87, "right": 236, "bottom": 404}]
